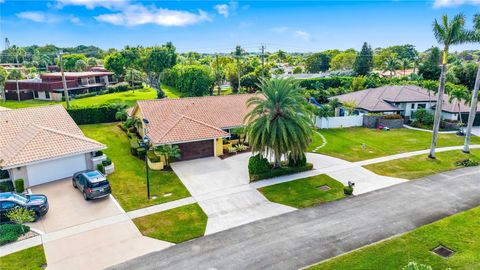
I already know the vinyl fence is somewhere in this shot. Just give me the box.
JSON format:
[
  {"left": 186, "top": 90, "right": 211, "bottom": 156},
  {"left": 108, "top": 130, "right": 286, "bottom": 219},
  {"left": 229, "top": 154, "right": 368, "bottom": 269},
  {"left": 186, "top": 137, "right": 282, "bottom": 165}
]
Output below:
[{"left": 315, "top": 115, "right": 364, "bottom": 129}]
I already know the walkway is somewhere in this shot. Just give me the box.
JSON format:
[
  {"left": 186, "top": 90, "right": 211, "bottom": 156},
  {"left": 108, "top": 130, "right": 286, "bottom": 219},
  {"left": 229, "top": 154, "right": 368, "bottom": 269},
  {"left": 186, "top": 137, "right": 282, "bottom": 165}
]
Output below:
[{"left": 109, "top": 167, "right": 480, "bottom": 270}]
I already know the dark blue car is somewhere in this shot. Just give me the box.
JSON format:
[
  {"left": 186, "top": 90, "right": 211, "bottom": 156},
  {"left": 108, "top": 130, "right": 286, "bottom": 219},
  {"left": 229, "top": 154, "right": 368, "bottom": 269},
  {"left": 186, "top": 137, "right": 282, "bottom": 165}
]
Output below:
[
  {"left": 73, "top": 170, "right": 112, "bottom": 200},
  {"left": 0, "top": 192, "right": 49, "bottom": 222}
]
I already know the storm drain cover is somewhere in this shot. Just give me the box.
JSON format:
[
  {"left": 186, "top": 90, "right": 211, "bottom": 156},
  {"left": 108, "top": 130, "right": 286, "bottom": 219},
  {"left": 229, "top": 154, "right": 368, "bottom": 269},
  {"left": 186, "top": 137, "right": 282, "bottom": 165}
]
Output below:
[
  {"left": 432, "top": 245, "right": 455, "bottom": 258},
  {"left": 317, "top": 185, "right": 331, "bottom": 191}
]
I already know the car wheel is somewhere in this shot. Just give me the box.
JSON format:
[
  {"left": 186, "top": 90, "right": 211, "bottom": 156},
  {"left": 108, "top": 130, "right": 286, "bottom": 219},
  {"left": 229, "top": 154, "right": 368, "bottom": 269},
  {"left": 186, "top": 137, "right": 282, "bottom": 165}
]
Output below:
[
  {"left": 72, "top": 180, "right": 77, "bottom": 188},
  {"left": 83, "top": 192, "right": 89, "bottom": 201},
  {"left": 33, "top": 211, "right": 40, "bottom": 221}
]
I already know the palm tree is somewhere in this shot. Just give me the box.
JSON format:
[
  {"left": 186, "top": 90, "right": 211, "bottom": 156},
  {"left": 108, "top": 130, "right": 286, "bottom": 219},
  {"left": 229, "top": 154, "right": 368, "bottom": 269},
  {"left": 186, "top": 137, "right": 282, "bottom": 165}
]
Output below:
[
  {"left": 245, "top": 78, "right": 313, "bottom": 167},
  {"left": 384, "top": 56, "right": 399, "bottom": 77},
  {"left": 232, "top": 45, "right": 245, "bottom": 93},
  {"left": 75, "top": 59, "right": 87, "bottom": 71},
  {"left": 464, "top": 13, "right": 480, "bottom": 153},
  {"left": 10, "top": 45, "right": 26, "bottom": 65},
  {"left": 0, "top": 66, "right": 7, "bottom": 102},
  {"left": 400, "top": 58, "right": 410, "bottom": 76},
  {"left": 412, "top": 55, "right": 420, "bottom": 74},
  {"left": 429, "top": 13, "right": 468, "bottom": 159},
  {"left": 8, "top": 69, "right": 22, "bottom": 101},
  {"left": 448, "top": 85, "right": 470, "bottom": 126},
  {"left": 154, "top": 145, "right": 181, "bottom": 168}
]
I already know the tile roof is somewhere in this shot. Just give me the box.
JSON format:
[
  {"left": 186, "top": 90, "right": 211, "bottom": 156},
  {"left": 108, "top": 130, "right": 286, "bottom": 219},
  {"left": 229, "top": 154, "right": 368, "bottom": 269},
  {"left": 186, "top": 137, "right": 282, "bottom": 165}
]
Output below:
[
  {"left": 136, "top": 94, "right": 256, "bottom": 145},
  {"left": 0, "top": 105, "right": 105, "bottom": 168}
]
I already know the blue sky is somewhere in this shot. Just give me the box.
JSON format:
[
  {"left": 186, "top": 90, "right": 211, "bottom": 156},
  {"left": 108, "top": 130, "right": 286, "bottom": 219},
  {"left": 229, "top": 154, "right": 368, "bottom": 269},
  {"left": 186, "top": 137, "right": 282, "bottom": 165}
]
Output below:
[{"left": 1, "top": 0, "right": 479, "bottom": 53}]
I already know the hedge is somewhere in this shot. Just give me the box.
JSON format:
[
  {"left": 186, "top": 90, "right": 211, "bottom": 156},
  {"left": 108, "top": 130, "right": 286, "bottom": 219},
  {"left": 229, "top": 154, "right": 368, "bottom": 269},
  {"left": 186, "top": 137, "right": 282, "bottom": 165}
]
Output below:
[
  {"left": 249, "top": 163, "right": 314, "bottom": 182},
  {"left": 67, "top": 104, "right": 125, "bottom": 125},
  {"left": 107, "top": 82, "right": 129, "bottom": 93},
  {"left": 14, "top": 179, "right": 24, "bottom": 193},
  {"left": 248, "top": 154, "right": 272, "bottom": 175},
  {"left": 0, "top": 224, "right": 30, "bottom": 246},
  {"left": 0, "top": 180, "right": 14, "bottom": 192}
]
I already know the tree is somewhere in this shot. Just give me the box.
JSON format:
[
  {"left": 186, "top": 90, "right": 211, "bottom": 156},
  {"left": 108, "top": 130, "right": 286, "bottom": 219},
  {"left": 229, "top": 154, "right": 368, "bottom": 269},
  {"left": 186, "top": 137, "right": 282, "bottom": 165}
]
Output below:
[
  {"left": 9, "top": 69, "right": 22, "bottom": 101},
  {"left": 330, "top": 49, "right": 357, "bottom": 71},
  {"left": 448, "top": 85, "right": 470, "bottom": 125},
  {"left": 292, "top": 66, "right": 303, "bottom": 74},
  {"left": 5, "top": 208, "right": 34, "bottom": 234},
  {"left": 61, "top": 54, "right": 87, "bottom": 71},
  {"left": 0, "top": 66, "right": 7, "bottom": 102},
  {"left": 429, "top": 13, "right": 469, "bottom": 159},
  {"left": 75, "top": 59, "right": 87, "bottom": 71},
  {"left": 32, "top": 51, "right": 51, "bottom": 72},
  {"left": 418, "top": 47, "right": 442, "bottom": 80},
  {"left": 105, "top": 52, "right": 126, "bottom": 78},
  {"left": 245, "top": 78, "right": 313, "bottom": 167},
  {"left": 87, "top": 58, "right": 98, "bottom": 66},
  {"left": 464, "top": 13, "right": 480, "bottom": 153},
  {"left": 140, "top": 43, "right": 177, "bottom": 99},
  {"left": 10, "top": 45, "right": 26, "bottom": 64},
  {"left": 125, "top": 68, "right": 143, "bottom": 89},
  {"left": 170, "top": 64, "right": 214, "bottom": 96},
  {"left": 354, "top": 42, "right": 373, "bottom": 75},
  {"left": 342, "top": 100, "right": 357, "bottom": 115},
  {"left": 384, "top": 56, "right": 399, "bottom": 77},
  {"left": 212, "top": 55, "right": 226, "bottom": 96},
  {"left": 305, "top": 53, "right": 331, "bottom": 73},
  {"left": 400, "top": 58, "right": 411, "bottom": 76},
  {"left": 232, "top": 45, "right": 245, "bottom": 93},
  {"left": 155, "top": 145, "right": 181, "bottom": 168}
]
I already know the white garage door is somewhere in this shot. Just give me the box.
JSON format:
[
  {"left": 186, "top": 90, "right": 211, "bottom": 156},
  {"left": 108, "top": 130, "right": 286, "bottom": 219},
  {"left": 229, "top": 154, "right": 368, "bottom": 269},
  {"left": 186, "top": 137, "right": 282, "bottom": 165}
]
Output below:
[{"left": 27, "top": 154, "right": 87, "bottom": 186}]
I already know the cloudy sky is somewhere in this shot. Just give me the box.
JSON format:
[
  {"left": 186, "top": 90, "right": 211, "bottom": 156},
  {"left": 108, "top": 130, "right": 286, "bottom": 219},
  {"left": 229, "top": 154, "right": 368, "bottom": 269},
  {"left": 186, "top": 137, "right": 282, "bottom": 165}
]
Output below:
[{"left": 1, "top": 0, "right": 479, "bottom": 53}]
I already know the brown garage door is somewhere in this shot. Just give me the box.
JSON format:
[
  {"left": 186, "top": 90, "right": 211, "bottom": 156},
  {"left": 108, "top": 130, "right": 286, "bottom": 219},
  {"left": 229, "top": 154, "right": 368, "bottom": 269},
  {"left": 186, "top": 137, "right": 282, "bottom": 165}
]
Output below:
[{"left": 175, "top": 140, "right": 214, "bottom": 161}]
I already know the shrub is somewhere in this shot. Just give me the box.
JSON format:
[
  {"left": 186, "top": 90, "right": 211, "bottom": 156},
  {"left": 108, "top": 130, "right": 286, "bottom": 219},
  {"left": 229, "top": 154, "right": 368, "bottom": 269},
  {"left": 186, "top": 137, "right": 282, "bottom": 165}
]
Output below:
[
  {"left": 455, "top": 159, "right": 479, "bottom": 167},
  {"left": 147, "top": 150, "right": 161, "bottom": 162},
  {"left": 250, "top": 163, "right": 313, "bottom": 182},
  {"left": 288, "top": 152, "right": 307, "bottom": 167},
  {"left": 14, "top": 179, "right": 24, "bottom": 193},
  {"left": 0, "top": 170, "right": 9, "bottom": 179},
  {"left": 0, "top": 224, "right": 30, "bottom": 246},
  {"left": 96, "top": 163, "right": 105, "bottom": 174},
  {"left": 343, "top": 186, "right": 354, "bottom": 196},
  {"left": 107, "top": 82, "right": 129, "bottom": 93},
  {"left": 67, "top": 104, "right": 126, "bottom": 125},
  {"left": 137, "top": 147, "right": 146, "bottom": 158},
  {"left": 235, "top": 144, "right": 248, "bottom": 152},
  {"left": 0, "top": 180, "right": 14, "bottom": 192},
  {"left": 248, "top": 154, "right": 272, "bottom": 175},
  {"left": 130, "top": 138, "right": 140, "bottom": 155},
  {"left": 73, "top": 92, "right": 97, "bottom": 99},
  {"left": 102, "top": 158, "right": 112, "bottom": 167},
  {"left": 383, "top": 114, "right": 403, "bottom": 120},
  {"left": 94, "top": 151, "right": 103, "bottom": 157},
  {"left": 412, "top": 109, "right": 434, "bottom": 125},
  {"left": 228, "top": 146, "right": 237, "bottom": 154}
]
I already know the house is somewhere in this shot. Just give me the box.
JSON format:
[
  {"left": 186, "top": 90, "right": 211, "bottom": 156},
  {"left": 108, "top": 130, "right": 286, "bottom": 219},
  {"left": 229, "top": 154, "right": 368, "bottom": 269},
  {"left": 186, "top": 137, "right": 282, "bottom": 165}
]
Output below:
[
  {"left": 0, "top": 105, "right": 106, "bottom": 187},
  {"left": 132, "top": 94, "right": 255, "bottom": 163},
  {"left": 5, "top": 71, "right": 116, "bottom": 101},
  {"left": 332, "top": 85, "right": 480, "bottom": 125}
]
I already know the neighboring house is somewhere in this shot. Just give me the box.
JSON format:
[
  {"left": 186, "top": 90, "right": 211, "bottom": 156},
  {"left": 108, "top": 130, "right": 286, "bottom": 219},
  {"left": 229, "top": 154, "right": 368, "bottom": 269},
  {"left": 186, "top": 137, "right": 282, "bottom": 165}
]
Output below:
[
  {"left": 332, "top": 85, "right": 480, "bottom": 124},
  {"left": 0, "top": 105, "right": 105, "bottom": 187},
  {"left": 5, "top": 71, "right": 116, "bottom": 101},
  {"left": 132, "top": 94, "right": 256, "bottom": 164}
]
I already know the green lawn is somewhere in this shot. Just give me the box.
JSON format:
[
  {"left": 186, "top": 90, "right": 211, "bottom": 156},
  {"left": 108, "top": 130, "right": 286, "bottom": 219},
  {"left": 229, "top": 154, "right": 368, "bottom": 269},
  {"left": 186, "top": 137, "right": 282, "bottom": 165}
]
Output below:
[
  {"left": 309, "top": 127, "right": 480, "bottom": 162},
  {"left": 162, "top": 84, "right": 182, "bottom": 98},
  {"left": 364, "top": 149, "right": 480, "bottom": 180},
  {"left": 258, "top": 174, "right": 346, "bottom": 208},
  {"left": 0, "top": 245, "right": 47, "bottom": 270},
  {"left": 133, "top": 203, "right": 207, "bottom": 243},
  {"left": 80, "top": 123, "right": 191, "bottom": 211},
  {"left": 308, "top": 206, "right": 480, "bottom": 270}
]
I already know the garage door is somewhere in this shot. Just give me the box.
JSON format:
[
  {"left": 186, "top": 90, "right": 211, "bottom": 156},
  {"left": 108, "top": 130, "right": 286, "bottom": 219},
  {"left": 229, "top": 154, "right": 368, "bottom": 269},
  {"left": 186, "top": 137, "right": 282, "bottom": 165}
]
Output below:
[
  {"left": 26, "top": 154, "right": 87, "bottom": 186},
  {"left": 176, "top": 140, "right": 214, "bottom": 161},
  {"left": 461, "top": 113, "right": 480, "bottom": 126}
]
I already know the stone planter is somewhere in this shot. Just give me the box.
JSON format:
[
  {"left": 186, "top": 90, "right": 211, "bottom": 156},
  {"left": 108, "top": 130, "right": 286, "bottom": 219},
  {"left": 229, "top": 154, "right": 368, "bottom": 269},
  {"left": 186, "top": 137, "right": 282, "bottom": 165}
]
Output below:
[
  {"left": 91, "top": 154, "right": 107, "bottom": 168},
  {"left": 104, "top": 163, "right": 115, "bottom": 175},
  {"left": 148, "top": 158, "right": 164, "bottom": 170}
]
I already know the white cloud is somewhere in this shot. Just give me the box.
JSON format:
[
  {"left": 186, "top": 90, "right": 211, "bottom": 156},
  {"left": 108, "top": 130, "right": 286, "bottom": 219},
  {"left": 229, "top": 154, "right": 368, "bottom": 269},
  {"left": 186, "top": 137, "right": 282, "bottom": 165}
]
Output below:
[
  {"left": 214, "top": 1, "right": 238, "bottom": 18},
  {"left": 17, "top": 11, "right": 46, "bottom": 22},
  {"left": 56, "top": 0, "right": 128, "bottom": 9},
  {"left": 272, "top": 26, "right": 288, "bottom": 33},
  {"left": 433, "top": 0, "right": 480, "bottom": 7},
  {"left": 17, "top": 11, "right": 83, "bottom": 25},
  {"left": 95, "top": 4, "right": 210, "bottom": 27},
  {"left": 294, "top": 30, "right": 312, "bottom": 42}
]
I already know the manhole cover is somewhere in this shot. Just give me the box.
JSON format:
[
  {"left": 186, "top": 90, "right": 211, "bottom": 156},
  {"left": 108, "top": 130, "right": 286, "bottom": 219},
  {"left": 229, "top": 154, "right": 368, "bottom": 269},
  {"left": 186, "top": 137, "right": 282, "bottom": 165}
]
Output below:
[
  {"left": 432, "top": 245, "right": 455, "bottom": 258},
  {"left": 317, "top": 185, "right": 331, "bottom": 191}
]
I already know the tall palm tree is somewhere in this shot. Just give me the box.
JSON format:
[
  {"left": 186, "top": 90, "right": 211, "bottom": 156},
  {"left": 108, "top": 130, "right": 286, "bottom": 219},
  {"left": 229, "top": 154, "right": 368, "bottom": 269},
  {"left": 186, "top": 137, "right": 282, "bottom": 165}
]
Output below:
[
  {"left": 0, "top": 66, "right": 8, "bottom": 102},
  {"left": 245, "top": 78, "right": 313, "bottom": 167},
  {"left": 412, "top": 55, "right": 420, "bottom": 74},
  {"left": 400, "top": 58, "right": 410, "bottom": 76},
  {"left": 9, "top": 69, "right": 22, "bottom": 101},
  {"left": 384, "top": 56, "right": 399, "bottom": 77},
  {"left": 448, "top": 85, "right": 470, "bottom": 126},
  {"left": 10, "top": 45, "right": 26, "bottom": 65},
  {"left": 429, "top": 13, "right": 468, "bottom": 159},
  {"left": 464, "top": 13, "right": 480, "bottom": 153},
  {"left": 232, "top": 45, "right": 245, "bottom": 93}
]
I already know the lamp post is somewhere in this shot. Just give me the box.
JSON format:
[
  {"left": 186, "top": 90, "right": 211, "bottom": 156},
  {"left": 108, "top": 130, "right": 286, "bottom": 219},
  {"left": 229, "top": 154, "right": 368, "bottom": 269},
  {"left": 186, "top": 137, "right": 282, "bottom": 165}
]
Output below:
[{"left": 140, "top": 118, "right": 151, "bottom": 200}]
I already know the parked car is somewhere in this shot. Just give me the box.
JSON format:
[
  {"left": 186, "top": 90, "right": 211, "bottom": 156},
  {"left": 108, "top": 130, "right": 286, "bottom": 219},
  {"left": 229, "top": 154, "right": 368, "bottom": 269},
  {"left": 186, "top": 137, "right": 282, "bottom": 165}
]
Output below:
[
  {"left": 72, "top": 170, "right": 112, "bottom": 200},
  {"left": 0, "top": 192, "right": 49, "bottom": 222}
]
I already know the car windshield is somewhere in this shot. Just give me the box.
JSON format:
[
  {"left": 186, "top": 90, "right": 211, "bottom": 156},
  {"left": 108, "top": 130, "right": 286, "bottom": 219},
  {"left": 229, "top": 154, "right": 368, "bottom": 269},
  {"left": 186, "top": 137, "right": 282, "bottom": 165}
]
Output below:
[
  {"left": 12, "top": 193, "right": 28, "bottom": 204},
  {"left": 88, "top": 180, "right": 109, "bottom": 188}
]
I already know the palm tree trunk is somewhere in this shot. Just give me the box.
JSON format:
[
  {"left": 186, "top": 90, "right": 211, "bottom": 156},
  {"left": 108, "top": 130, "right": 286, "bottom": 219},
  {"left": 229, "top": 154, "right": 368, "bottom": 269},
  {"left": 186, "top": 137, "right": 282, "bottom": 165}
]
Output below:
[
  {"left": 16, "top": 80, "right": 20, "bottom": 101},
  {"left": 237, "top": 59, "right": 241, "bottom": 93},
  {"left": 463, "top": 63, "right": 480, "bottom": 153},
  {"left": 429, "top": 62, "right": 447, "bottom": 159}
]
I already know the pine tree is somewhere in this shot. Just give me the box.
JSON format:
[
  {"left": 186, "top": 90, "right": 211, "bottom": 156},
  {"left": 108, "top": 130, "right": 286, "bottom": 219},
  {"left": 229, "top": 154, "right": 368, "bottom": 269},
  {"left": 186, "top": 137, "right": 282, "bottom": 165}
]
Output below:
[{"left": 353, "top": 42, "right": 373, "bottom": 75}]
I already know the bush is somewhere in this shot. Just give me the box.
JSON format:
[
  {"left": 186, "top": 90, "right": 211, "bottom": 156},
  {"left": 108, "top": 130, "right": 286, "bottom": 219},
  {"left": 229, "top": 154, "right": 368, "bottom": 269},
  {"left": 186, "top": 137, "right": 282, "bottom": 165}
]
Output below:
[
  {"left": 228, "top": 146, "right": 237, "bottom": 154},
  {"left": 235, "top": 144, "right": 248, "bottom": 152},
  {"left": 383, "top": 114, "right": 403, "bottom": 120},
  {"left": 412, "top": 109, "right": 434, "bottom": 125},
  {"left": 0, "top": 180, "right": 14, "bottom": 192},
  {"left": 147, "top": 150, "right": 161, "bottom": 162},
  {"left": 67, "top": 104, "right": 126, "bottom": 125},
  {"left": 107, "top": 82, "right": 129, "bottom": 93},
  {"left": 14, "top": 179, "right": 24, "bottom": 193},
  {"left": 0, "top": 170, "right": 9, "bottom": 179},
  {"left": 0, "top": 224, "right": 30, "bottom": 246},
  {"left": 288, "top": 152, "right": 307, "bottom": 167},
  {"left": 343, "top": 186, "right": 354, "bottom": 196},
  {"left": 96, "top": 163, "right": 105, "bottom": 174},
  {"left": 137, "top": 147, "right": 146, "bottom": 158},
  {"left": 248, "top": 154, "right": 272, "bottom": 175},
  {"left": 455, "top": 159, "right": 479, "bottom": 167},
  {"left": 250, "top": 163, "right": 313, "bottom": 182},
  {"left": 102, "top": 158, "right": 112, "bottom": 167},
  {"left": 73, "top": 92, "right": 97, "bottom": 99},
  {"left": 94, "top": 151, "right": 103, "bottom": 157}
]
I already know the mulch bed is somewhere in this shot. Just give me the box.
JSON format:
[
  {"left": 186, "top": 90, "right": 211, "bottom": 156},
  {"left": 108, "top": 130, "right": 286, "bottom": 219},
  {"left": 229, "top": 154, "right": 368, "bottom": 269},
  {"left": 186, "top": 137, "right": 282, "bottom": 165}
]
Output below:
[{"left": 219, "top": 148, "right": 251, "bottom": 159}]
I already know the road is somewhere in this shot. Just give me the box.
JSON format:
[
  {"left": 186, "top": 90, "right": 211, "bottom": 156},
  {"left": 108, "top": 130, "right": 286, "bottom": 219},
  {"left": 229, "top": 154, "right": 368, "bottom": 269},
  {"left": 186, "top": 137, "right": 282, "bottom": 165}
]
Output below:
[{"left": 109, "top": 167, "right": 480, "bottom": 270}]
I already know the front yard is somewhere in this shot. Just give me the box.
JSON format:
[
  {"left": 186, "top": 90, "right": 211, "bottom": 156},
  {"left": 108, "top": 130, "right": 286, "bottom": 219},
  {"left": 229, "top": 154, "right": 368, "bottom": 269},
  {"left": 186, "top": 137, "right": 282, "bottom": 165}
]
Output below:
[
  {"left": 80, "top": 123, "right": 191, "bottom": 211},
  {"left": 258, "top": 174, "right": 346, "bottom": 208},
  {"left": 309, "top": 127, "right": 480, "bottom": 162},
  {"left": 0, "top": 245, "right": 46, "bottom": 270},
  {"left": 308, "top": 206, "right": 480, "bottom": 270},
  {"left": 364, "top": 149, "right": 480, "bottom": 179}
]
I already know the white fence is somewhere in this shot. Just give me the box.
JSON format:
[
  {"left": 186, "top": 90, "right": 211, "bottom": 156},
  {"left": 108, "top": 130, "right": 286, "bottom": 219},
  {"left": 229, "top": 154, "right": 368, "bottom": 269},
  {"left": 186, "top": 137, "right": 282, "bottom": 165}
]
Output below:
[{"left": 315, "top": 115, "right": 363, "bottom": 129}]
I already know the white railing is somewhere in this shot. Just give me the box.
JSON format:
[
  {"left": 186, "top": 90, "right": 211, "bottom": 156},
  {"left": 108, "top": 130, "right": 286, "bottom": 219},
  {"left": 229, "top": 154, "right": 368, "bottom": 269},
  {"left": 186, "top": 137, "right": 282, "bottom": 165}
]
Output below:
[{"left": 315, "top": 115, "right": 363, "bottom": 129}]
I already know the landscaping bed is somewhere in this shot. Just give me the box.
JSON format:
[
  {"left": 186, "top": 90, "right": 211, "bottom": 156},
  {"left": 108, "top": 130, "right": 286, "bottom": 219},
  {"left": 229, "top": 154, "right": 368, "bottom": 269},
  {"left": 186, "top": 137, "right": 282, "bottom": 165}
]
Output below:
[
  {"left": 248, "top": 153, "right": 313, "bottom": 182},
  {"left": 0, "top": 245, "right": 47, "bottom": 270},
  {"left": 308, "top": 206, "right": 480, "bottom": 270},
  {"left": 363, "top": 149, "right": 480, "bottom": 180},
  {"left": 258, "top": 174, "right": 347, "bottom": 208},
  {"left": 0, "top": 223, "right": 32, "bottom": 246},
  {"left": 133, "top": 203, "right": 207, "bottom": 243}
]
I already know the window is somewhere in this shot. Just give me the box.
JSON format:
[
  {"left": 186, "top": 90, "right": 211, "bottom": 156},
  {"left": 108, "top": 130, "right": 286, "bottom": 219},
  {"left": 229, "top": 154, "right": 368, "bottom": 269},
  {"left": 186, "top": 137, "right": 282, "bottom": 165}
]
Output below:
[
  {"left": 418, "top": 103, "right": 426, "bottom": 109},
  {"left": 411, "top": 104, "right": 415, "bottom": 109},
  {"left": 34, "top": 91, "right": 39, "bottom": 98},
  {"left": 45, "top": 91, "right": 50, "bottom": 99}
]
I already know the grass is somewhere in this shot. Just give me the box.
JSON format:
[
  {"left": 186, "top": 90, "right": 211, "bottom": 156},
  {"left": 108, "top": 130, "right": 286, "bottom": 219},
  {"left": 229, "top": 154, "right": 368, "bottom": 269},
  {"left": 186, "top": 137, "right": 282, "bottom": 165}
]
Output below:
[
  {"left": 80, "top": 123, "right": 191, "bottom": 211},
  {"left": 0, "top": 245, "right": 47, "bottom": 270},
  {"left": 162, "top": 84, "right": 182, "bottom": 98},
  {"left": 309, "top": 127, "right": 480, "bottom": 162},
  {"left": 133, "top": 203, "right": 207, "bottom": 243},
  {"left": 364, "top": 149, "right": 480, "bottom": 180},
  {"left": 308, "top": 206, "right": 480, "bottom": 270},
  {"left": 258, "top": 174, "right": 346, "bottom": 208}
]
